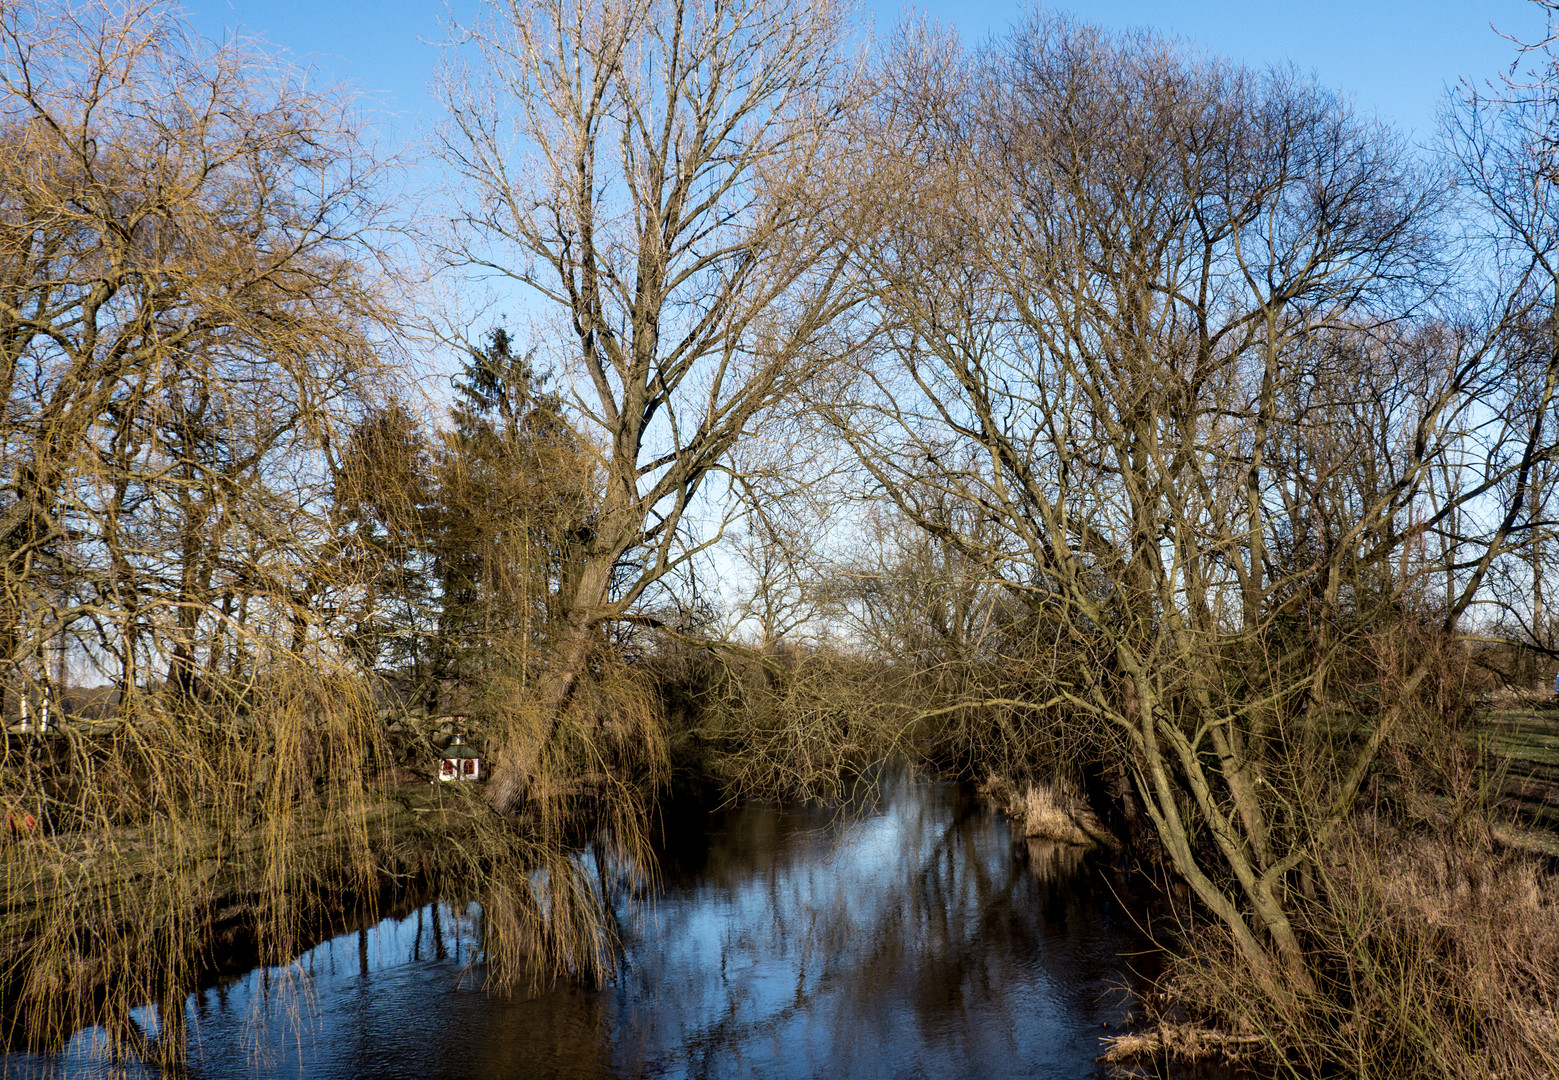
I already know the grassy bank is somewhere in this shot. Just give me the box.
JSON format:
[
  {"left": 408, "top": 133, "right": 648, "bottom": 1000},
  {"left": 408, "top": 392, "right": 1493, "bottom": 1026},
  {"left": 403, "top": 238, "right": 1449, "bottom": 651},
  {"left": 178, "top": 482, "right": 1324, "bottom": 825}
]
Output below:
[
  {"left": 1081, "top": 698, "right": 1559, "bottom": 1079},
  {"left": 1476, "top": 705, "right": 1559, "bottom": 849}
]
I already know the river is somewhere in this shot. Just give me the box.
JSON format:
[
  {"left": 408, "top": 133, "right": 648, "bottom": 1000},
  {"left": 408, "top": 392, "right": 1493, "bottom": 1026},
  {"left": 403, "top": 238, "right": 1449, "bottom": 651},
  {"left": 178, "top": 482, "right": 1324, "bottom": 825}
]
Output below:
[{"left": 10, "top": 777, "right": 1182, "bottom": 1079}]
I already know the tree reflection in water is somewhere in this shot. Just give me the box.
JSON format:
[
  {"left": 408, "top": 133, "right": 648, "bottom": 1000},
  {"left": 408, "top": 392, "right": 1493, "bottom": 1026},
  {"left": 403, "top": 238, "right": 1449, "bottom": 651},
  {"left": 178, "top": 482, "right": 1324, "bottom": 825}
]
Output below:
[{"left": 10, "top": 778, "right": 1172, "bottom": 1080}]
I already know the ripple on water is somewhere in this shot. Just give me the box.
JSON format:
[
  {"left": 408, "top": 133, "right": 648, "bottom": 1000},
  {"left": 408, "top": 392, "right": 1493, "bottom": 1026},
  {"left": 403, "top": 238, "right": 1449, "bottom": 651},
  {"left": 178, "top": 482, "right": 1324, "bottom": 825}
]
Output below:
[{"left": 9, "top": 778, "right": 1181, "bottom": 1080}]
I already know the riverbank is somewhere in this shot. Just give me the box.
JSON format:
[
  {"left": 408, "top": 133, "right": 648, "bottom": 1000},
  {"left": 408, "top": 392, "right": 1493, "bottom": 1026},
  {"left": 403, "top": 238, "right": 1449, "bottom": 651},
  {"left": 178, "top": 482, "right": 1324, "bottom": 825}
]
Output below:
[
  {"left": 15, "top": 689, "right": 1559, "bottom": 1080},
  {"left": 956, "top": 733, "right": 1559, "bottom": 1080},
  {"left": 0, "top": 772, "right": 507, "bottom": 1056}
]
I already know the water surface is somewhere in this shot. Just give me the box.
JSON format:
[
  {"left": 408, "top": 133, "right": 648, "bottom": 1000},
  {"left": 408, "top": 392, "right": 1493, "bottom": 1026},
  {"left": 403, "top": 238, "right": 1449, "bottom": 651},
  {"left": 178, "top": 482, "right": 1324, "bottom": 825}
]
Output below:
[{"left": 16, "top": 779, "right": 1162, "bottom": 1078}]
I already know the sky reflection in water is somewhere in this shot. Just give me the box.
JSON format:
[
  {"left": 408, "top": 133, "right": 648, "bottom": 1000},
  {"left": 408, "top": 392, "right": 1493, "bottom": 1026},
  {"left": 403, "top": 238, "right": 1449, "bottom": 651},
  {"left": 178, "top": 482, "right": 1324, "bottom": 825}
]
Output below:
[{"left": 19, "top": 779, "right": 1158, "bottom": 1079}]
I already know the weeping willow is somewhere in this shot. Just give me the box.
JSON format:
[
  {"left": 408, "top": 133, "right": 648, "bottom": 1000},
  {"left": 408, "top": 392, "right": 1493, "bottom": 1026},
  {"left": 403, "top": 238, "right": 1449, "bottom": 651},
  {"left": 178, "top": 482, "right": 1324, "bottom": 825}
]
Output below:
[{"left": 0, "top": 2, "right": 666, "bottom": 1065}]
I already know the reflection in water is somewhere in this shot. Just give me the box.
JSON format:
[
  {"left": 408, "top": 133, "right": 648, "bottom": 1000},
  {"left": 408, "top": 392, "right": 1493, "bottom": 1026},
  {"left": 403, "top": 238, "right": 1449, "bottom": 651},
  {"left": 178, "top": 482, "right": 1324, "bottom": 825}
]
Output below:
[{"left": 9, "top": 779, "right": 1163, "bottom": 1079}]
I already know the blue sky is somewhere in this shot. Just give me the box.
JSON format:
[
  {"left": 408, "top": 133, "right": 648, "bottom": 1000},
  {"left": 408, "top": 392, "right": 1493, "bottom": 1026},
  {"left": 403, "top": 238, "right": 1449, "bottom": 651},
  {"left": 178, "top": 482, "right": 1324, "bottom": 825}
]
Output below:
[{"left": 187, "top": 0, "right": 1545, "bottom": 147}]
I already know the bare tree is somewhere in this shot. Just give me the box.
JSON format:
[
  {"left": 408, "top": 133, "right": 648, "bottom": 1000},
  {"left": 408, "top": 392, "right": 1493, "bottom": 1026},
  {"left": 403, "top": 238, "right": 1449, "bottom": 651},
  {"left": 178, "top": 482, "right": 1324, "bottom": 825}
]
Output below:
[
  {"left": 0, "top": 1, "right": 411, "bottom": 1053},
  {"left": 436, "top": 0, "right": 864, "bottom": 810},
  {"left": 1447, "top": 0, "right": 1559, "bottom": 672},
  {"left": 0, "top": 0, "right": 404, "bottom": 700},
  {"left": 835, "top": 13, "right": 1556, "bottom": 991}
]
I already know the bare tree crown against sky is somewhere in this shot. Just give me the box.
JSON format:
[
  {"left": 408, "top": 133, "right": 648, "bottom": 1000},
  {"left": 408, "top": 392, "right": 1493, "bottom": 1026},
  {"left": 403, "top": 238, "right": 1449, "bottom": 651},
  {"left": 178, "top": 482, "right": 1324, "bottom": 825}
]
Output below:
[
  {"left": 433, "top": 0, "right": 865, "bottom": 811},
  {"left": 832, "top": 10, "right": 1559, "bottom": 991},
  {"left": 0, "top": 0, "right": 404, "bottom": 699}
]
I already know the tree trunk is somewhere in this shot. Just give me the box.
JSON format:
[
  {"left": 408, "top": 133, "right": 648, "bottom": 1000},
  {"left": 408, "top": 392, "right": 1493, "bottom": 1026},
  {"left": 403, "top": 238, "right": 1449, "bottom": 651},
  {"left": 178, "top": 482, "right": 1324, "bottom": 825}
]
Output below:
[{"left": 487, "top": 548, "right": 619, "bottom": 814}]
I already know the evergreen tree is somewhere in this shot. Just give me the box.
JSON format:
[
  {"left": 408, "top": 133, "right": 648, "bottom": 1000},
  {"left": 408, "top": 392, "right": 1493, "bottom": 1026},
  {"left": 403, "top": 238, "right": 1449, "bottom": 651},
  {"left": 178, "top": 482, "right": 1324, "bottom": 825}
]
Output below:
[{"left": 425, "top": 330, "right": 597, "bottom": 710}]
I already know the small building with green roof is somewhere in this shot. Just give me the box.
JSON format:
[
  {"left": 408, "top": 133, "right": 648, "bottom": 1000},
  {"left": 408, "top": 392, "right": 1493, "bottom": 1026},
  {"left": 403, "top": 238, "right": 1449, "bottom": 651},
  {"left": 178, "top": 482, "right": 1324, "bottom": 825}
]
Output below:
[{"left": 438, "top": 734, "right": 482, "bottom": 782}]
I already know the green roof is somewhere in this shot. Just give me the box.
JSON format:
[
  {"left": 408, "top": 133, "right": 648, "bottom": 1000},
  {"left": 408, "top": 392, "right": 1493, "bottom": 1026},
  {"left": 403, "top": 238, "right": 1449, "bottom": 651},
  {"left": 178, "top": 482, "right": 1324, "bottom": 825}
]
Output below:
[{"left": 440, "top": 736, "right": 481, "bottom": 760}]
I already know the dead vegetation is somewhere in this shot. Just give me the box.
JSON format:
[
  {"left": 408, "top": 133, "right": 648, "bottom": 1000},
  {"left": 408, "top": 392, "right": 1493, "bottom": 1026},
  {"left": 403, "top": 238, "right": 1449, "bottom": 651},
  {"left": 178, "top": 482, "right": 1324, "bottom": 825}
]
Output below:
[
  {"left": 1137, "top": 820, "right": 1559, "bottom": 1079},
  {"left": 980, "top": 775, "right": 1113, "bottom": 848},
  {"left": 0, "top": 1, "right": 666, "bottom": 1063}
]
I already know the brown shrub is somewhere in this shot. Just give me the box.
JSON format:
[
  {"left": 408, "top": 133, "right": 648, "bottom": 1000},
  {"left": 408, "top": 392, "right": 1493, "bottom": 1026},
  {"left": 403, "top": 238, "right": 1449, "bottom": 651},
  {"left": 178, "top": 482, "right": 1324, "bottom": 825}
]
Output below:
[{"left": 1155, "top": 819, "right": 1559, "bottom": 1079}]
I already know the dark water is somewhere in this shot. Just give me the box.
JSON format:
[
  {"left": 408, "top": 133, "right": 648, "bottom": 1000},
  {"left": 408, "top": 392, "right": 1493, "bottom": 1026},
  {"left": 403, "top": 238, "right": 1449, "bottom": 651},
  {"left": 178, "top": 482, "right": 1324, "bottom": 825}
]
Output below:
[{"left": 12, "top": 779, "right": 1168, "bottom": 1079}]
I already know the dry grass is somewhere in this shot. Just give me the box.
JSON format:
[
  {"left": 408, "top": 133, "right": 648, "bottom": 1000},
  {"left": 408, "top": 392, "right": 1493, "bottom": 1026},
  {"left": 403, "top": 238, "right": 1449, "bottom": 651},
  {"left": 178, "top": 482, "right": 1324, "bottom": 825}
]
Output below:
[
  {"left": 1099, "top": 1024, "right": 1266, "bottom": 1065},
  {"left": 1147, "top": 818, "right": 1559, "bottom": 1079},
  {"left": 981, "top": 774, "right": 1111, "bottom": 847},
  {"left": 1481, "top": 686, "right": 1556, "bottom": 712}
]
